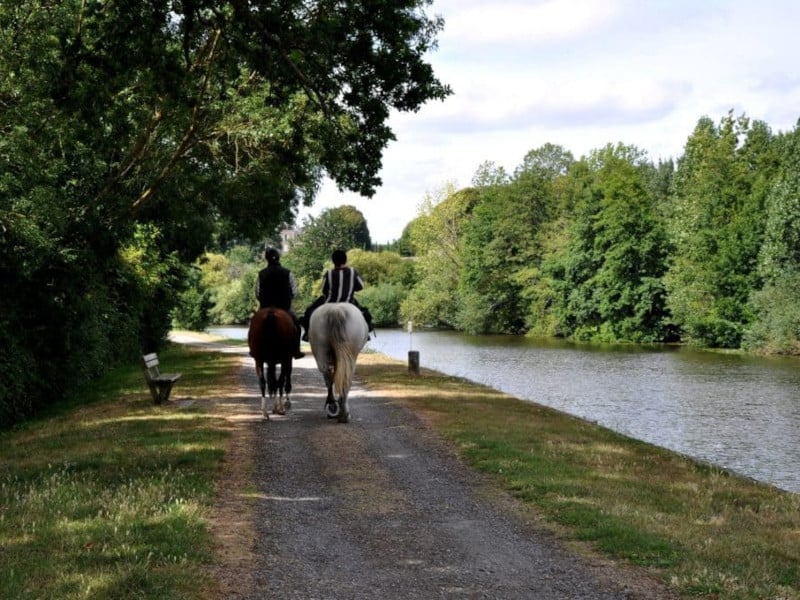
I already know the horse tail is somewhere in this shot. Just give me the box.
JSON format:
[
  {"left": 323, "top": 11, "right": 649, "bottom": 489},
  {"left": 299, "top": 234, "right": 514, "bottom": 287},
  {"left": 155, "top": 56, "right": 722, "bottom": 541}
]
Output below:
[
  {"left": 333, "top": 340, "right": 357, "bottom": 399},
  {"left": 327, "top": 309, "right": 357, "bottom": 398},
  {"left": 265, "top": 309, "right": 277, "bottom": 334}
]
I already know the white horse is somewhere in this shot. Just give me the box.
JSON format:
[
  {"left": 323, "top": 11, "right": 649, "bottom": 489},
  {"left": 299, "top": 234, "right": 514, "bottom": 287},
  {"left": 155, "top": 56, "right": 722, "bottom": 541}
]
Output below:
[{"left": 308, "top": 302, "right": 369, "bottom": 423}]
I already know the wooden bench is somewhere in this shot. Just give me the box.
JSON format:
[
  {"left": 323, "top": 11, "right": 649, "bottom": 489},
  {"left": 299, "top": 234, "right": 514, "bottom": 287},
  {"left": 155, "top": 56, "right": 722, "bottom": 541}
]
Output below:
[{"left": 142, "top": 353, "right": 182, "bottom": 405}]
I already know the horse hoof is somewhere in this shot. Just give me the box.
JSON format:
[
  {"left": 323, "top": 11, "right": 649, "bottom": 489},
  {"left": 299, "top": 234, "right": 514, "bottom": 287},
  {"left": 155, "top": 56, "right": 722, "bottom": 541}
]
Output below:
[
  {"left": 325, "top": 401, "right": 339, "bottom": 419},
  {"left": 285, "top": 399, "right": 292, "bottom": 409},
  {"left": 338, "top": 411, "right": 350, "bottom": 424}
]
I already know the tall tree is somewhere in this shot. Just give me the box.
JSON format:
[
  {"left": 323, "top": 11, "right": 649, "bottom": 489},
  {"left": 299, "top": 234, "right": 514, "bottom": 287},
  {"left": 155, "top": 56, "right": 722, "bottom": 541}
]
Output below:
[
  {"left": 401, "top": 183, "right": 477, "bottom": 328},
  {"left": 665, "top": 113, "right": 778, "bottom": 347},
  {"left": 0, "top": 0, "right": 450, "bottom": 425},
  {"left": 458, "top": 150, "right": 573, "bottom": 334},
  {"left": 549, "top": 144, "right": 671, "bottom": 342},
  {"left": 744, "top": 124, "right": 800, "bottom": 354}
]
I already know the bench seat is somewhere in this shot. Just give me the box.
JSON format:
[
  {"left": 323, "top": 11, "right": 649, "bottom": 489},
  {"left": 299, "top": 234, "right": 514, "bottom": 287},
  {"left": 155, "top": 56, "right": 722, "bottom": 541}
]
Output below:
[{"left": 142, "top": 352, "right": 182, "bottom": 404}]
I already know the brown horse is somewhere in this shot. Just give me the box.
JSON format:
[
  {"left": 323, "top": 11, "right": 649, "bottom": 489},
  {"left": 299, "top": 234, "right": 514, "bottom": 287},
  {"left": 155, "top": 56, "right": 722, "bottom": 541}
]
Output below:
[{"left": 247, "top": 307, "right": 296, "bottom": 419}]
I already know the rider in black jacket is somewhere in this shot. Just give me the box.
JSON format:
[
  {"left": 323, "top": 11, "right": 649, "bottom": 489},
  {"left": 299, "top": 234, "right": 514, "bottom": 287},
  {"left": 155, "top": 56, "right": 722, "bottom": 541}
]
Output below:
[{"left": 255, "top": 247, "right": 305, "bottom": 359}]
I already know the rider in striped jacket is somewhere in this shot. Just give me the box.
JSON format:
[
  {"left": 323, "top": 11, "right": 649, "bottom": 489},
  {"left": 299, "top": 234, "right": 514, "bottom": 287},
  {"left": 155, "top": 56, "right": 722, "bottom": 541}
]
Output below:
[{"left": 301, "top": 249, "right": 374, "bottom": 341}]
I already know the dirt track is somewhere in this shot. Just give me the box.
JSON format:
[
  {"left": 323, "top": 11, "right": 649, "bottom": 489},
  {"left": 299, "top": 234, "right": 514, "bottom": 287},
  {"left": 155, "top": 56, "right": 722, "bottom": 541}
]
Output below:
[{"left": 172, "top": 334, "right": 674, "bottom": 599}]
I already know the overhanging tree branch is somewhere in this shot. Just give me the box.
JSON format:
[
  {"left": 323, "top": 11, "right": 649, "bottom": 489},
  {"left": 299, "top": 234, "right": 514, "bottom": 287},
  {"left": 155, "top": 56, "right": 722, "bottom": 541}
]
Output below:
[{"left": 130, "top": 28, "right": 222, "bottom": 215}]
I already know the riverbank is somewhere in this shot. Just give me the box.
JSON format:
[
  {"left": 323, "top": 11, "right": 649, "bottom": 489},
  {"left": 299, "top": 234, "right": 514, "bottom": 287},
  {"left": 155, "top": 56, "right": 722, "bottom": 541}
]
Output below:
[
  {"left": 354, "top": 352, "right": 799, "bottom": 599},
  {"left": 212, "top": 325, "right": 800, "bottom": 494},
  {"left": 1, "top": 336, "right": 797, "bottom": 598}
]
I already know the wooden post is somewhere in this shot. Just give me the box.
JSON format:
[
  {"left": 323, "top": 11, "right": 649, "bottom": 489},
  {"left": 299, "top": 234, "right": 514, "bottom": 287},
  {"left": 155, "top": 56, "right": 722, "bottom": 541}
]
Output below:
[
  {"left": 407, "top": 320, "right": 420, "bottom": 375},
  {"left": 408, "top": 350, "right": 420, "bottom": 375}
]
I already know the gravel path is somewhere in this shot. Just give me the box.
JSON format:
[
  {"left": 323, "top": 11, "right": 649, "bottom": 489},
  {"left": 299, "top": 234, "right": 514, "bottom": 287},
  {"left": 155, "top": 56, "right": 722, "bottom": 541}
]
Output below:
[
  {"left": 247, "top": 357, "right": 658, "bottom": 599},
  {"left": 171, "top": 333, "right": 671, "bottom": 599}
]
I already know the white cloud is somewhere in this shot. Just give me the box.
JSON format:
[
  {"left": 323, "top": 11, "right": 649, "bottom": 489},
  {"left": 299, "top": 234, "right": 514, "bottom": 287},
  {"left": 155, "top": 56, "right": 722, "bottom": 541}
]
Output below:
[
  {"left": 440, "top": 0, "right": 623, "bottom": 45},
  {"left": 299, "top": 0, "right": 800, "bottom": 244}
]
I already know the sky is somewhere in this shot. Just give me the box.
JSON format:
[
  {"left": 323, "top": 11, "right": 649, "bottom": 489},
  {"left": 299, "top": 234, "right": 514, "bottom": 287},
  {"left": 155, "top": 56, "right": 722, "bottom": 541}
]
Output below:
[{"left": 297, "top": 0, "right": 800, "bottom": 244}]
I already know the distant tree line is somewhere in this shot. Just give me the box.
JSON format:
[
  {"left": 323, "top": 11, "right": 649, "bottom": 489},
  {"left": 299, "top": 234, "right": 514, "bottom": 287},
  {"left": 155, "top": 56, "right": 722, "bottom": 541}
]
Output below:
[
  {"left": 189, "top": 112, "right": 800, "bottom": 361},
  {"left": 402, "top": 112, "right": 800, "bottom": 355}
]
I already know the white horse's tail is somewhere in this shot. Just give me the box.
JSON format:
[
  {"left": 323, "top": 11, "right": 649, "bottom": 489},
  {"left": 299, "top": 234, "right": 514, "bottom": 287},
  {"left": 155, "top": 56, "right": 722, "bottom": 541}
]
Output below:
[{"left": 327, "top": 315, "right": 357, "bottom": 398}]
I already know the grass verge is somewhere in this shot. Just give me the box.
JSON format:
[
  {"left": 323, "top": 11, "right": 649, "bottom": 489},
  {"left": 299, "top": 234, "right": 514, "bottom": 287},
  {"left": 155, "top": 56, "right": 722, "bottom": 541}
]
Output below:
[
  {"left": 3, "top": 343, "right": 797, "bottom": 599},
  {"left": 356, "top": 352, "right": 800, "bottom": 600},
  {"left": 0, "top": 345, "right": 240, "bottom": 600}
]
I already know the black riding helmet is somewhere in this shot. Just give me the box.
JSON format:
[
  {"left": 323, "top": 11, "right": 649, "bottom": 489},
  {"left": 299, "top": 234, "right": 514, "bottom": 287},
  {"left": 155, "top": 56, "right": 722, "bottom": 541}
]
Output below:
[{"left": 265, "top": 247, "right": 281, "bottom": 263}]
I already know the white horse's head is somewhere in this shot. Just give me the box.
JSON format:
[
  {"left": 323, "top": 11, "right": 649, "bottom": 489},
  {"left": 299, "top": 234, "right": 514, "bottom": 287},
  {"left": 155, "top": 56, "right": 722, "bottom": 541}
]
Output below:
[{"left": 309, "top": 303, "right": 369, "bottom": 423}]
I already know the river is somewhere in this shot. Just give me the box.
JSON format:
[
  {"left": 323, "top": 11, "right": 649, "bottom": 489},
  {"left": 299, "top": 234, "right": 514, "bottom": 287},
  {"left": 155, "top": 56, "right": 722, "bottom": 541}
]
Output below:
[{"left": 209, "top": 326, "right": 800, "bottom": 494}]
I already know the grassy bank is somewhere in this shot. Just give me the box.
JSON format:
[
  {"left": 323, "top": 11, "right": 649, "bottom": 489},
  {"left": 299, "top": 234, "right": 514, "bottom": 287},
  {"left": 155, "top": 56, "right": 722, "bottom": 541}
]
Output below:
[
  {"left": 0, "top": 345, "right": 240, "bottom": 600},
  {"left": 356, "top": 352, "right": 800, "bottom": 600},
  {"left": 1, "top": 342, "right": 797, "bottom": 599}
]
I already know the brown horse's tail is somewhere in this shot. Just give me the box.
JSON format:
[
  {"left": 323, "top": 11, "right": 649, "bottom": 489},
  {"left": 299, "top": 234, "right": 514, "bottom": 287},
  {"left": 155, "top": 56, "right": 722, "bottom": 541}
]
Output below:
[{"left": 248, "top": 308, "right": 279, "bottom": 360}]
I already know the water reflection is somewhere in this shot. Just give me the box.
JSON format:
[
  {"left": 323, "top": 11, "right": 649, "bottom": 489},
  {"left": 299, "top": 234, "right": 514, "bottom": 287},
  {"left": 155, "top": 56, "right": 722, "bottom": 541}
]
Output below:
[{"left": 209, "top": 326, "right": 800, "bottom": 493}]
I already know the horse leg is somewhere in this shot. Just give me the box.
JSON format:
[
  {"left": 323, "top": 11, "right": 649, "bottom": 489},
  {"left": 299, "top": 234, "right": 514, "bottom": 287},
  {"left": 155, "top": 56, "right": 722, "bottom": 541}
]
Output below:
[
  {"left": 254, "top": 360, "right": 269, "bottom": 420},
  {"left": 323, "top": 366, "right": 339, "bottom": 418},
  {"left": 274, "top": 370, "right": 286, "bottom": 415},
  {"left": 337, "top": 391, "right": 350, "bottom": 423},
  {"left": 284, "top": 361, "right": 292, "bottom": 410},
  {"left": 266, "top": 363, "right": 279, "bottom": 414}
]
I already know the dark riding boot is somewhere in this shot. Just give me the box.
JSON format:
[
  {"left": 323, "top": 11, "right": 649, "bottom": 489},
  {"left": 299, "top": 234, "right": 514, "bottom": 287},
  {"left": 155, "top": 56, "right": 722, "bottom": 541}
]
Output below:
[
  {"left": 300, "top": 315, "right": 309, "bottom": 342},
  {"left": 362, "top": 307, "right": 375, "bottom": 339},
  {"left": 293, "top": 336, "right": 305, "bottom": 360},
  {"left": 291, "top": 314, "right": 305, "bottom": 359}
]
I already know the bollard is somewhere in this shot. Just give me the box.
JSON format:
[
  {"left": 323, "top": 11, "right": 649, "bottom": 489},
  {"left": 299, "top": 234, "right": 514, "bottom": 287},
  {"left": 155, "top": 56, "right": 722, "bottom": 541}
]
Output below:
[{"left": 408, "top": 350, "right": 420, "bottom": 375}]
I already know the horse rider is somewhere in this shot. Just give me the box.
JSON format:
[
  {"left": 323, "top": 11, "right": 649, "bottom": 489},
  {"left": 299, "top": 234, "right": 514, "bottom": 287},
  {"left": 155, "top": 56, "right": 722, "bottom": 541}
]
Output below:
[
  {"left": 301, "top": 249, "right": 375, "bottom": 342},
  {"left": 255, "top": 246, "right": 305, "bottom": 359}
]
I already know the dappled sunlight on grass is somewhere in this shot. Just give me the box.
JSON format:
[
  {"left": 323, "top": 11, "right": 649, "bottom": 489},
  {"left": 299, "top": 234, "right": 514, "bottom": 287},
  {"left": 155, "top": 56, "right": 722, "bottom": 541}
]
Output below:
[{"left": 0, "top": 346, "right": 242, "bottom": 599}]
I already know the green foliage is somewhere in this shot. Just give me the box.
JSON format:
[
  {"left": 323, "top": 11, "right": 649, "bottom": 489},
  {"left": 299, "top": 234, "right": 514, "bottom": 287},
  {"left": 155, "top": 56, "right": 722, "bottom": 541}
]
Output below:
[
  {"left": 359, "top": 283, "right": 407, "bottom": 327},
  {"left": 743, "top": 129, "right": 800, "bottom": 354},
  {"left": 665, "top": 113, "right": 779, "bottom": 347},
  {"left": 287, "top": 205, "right": 373, "bottom": 285},
  {"left": 347, "top": 249, "right": 419, "bottom": 326},
  {"left": 198, "top": 248, "right": 261, "bottom": 325},
  {"left": 744, "top": 273, "right": 800, "bottom": 354},
  {"left": 0, "top": 0, "right": 449, "bottom": 425},
  {"left": 172, "top": 267, "right": 213, "bottom": 331},
  {"left": 393, "top": 116, "right": 797, "bottom": 353},
  {"left": 401, "top": 184, "right": 477, "bottom": 327},
  {"left": 348, "top": 248, "right": 417, "bottom": 286},
  {"left": 457, "top": 147, "right": 576, "bottom": 334}
]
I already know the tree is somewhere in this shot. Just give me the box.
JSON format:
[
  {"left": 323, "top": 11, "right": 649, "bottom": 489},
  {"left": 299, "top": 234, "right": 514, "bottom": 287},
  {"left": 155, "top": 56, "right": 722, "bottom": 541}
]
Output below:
[
  {"left": 457, "top": 148, "right": 575, "bottom": 334},
  {"left": 548, "top": 144, "right": 672, "bottom": 342},
  {"left": 401, "top": 183, "right": 477, "bottom": 328},
  {"left": 665, "top": 113, "right": 779, "bottom": 347},
  {"left": 744, "top": 124, "right": 800, "bottom": 354},
  {"left": 0, "top": 1, "right": 450, "bottom": 425}
]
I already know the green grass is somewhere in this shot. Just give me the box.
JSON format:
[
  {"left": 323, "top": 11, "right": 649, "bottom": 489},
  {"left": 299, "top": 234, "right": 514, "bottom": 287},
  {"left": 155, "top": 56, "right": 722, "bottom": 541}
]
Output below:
[
  {"left": 3, "top": 343, "right": 798, "bottom": 599},
  {"left": 356, "top": 353, "right": 800, "bottom": 600},
  {"left": 0, "top": 345, "right": 240, "bottom": 600}
]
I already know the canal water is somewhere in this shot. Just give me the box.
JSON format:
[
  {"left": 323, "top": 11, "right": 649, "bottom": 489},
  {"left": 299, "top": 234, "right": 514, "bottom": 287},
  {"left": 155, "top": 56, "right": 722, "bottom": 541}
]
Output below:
[{"left": 210, "top": 326, "right": 800, "bottom": 494}]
